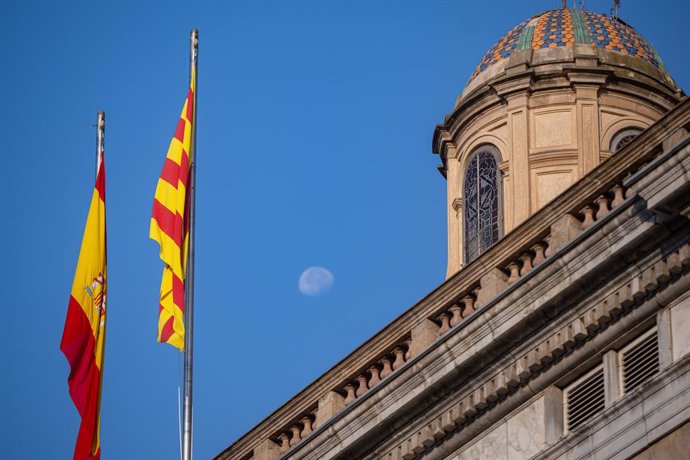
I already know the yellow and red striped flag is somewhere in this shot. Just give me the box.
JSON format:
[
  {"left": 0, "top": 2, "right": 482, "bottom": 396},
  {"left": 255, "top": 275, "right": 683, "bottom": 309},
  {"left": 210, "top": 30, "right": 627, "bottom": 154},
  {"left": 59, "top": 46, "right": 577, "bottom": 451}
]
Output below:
[
  {"left": 150, "top": 69, "right": 196, "bottom": 350},
  {"left": 61, "top": 148, "right": 107, "bottom": 460}
]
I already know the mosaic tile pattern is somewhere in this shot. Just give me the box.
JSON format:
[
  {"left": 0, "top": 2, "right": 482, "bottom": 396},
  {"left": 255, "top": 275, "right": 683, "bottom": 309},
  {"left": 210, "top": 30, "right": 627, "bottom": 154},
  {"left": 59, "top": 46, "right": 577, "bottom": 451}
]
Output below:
[
  {"left": 472, "top": 19, "right": 529, "bottom": 79},
  {"left": 531, "top": 8, "right": 575, "bottom": 49},
  {"left": 582, "top": 11, "right": 662, "bottom": 68},
  {"left": 470, "top": 9, "right": 664, "bottom": 81}
]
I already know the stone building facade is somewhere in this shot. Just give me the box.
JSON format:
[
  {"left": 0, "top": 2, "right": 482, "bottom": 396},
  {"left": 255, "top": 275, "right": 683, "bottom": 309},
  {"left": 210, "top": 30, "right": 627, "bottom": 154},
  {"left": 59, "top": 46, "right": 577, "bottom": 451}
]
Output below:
[{"left": 217, "top": 7, "right": 690, "bottom": 460}]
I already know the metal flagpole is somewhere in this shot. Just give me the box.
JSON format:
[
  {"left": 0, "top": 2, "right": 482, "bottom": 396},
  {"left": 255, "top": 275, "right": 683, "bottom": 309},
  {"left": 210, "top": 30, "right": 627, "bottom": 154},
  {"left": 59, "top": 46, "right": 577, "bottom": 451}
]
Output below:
[
  {"left": 182, "top": 28, "right": 198, "bottom": 460},
  {"left": 96, "top": 111, "right": 105, "bottom": 177}
]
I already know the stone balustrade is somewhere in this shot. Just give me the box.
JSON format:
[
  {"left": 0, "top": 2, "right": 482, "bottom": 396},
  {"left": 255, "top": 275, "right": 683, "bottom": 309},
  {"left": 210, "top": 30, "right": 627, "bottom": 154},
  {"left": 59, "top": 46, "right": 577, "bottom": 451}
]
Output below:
[
  {"left": 504, "top": 238, "right": 549, "bottom": 284},
  {"left": 578, "top": 183, "right": 634, "bottom": 230},
  {"left": 435, "top": 292, "right": 477, "bottom": 338},
  {"left": 433, "top": 180, "right": 634, "bottom": 342},
  {"left": 267, "top": 408, "right": 318, "bottom": 456},
  {"left": 262, "top": 339, "right": 412, "bottom": 458},
  {"left": 341, "top": 339, "right": 411, "bottom": 406}
]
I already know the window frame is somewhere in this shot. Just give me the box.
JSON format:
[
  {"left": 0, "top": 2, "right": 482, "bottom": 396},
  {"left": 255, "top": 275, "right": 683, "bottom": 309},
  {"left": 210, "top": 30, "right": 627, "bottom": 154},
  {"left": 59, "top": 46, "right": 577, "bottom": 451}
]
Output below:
[
  {"left": 617, "top": 327, "right": 659, "bottom": 396},
  {"left": 610, "top": 127, "right": 643, "bottom": 153},
  {"left": 563, "top": 364, "right": 605, "bottom": 434},
  {"left": 462, "top": 145, "right": 504, "bottom": 264}
]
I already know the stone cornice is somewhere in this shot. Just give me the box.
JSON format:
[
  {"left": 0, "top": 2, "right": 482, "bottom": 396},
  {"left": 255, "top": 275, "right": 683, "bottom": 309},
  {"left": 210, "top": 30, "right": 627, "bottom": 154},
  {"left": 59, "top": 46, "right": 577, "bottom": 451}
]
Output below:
[
  {"left": 432, "top": 59, "right": 683, "bottom": 166},
  {"left": 216, "top": 99, "right": 690, "bottom": 460}
]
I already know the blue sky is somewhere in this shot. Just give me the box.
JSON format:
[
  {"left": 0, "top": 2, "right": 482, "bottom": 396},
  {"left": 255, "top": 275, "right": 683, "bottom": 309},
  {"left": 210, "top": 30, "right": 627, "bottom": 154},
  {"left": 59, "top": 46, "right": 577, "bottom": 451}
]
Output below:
[{"left": 3, "top": 1, "right": 689, "bottom": 459}]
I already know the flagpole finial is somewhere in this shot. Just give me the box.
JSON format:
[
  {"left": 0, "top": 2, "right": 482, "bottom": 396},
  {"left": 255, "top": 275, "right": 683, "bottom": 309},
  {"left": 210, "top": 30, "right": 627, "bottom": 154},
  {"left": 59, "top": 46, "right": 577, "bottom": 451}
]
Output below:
[
  {"left": 191, "top": 29, "right": 198, "bottom": 54},
  {"left": 562, "top": 0, "right": 567, "bottom": 9},
  {"left": 96, "top": 111, "right": 105, "bottom": 177}
]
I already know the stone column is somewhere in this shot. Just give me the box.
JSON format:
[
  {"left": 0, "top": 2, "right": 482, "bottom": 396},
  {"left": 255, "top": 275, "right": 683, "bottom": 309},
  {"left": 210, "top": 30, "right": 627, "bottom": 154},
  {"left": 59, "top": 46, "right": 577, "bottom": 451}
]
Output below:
[
  {"left": 446, "top": 149, "right": 462, "bottom": 278},
  {"left": 506, "top": 93, "right": 531, "bottom": 226},
  {"left": 657, "top": 307, "right": 674, "bottom": 370},
  {"left": 570, "top": 74, "right": 605, "bottom": 175},
  {"left": 543, "top": 386, "right": 564, "bottom": 446},
  {"left": 603, "top": 350, "right": 621, "bottom": 406},
  {"left": 499, "top": 161, "right": 512, "bottom": 232}
]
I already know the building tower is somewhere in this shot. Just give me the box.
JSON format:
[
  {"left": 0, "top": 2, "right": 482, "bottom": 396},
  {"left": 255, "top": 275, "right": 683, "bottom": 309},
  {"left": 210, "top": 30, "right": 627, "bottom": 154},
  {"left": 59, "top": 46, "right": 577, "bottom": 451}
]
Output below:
[
  {"left": 217, "top": 6, "right": 690, "bottom": 460},
  {"left": 432, "top": 8, "right": 683, "bottom": 277}
]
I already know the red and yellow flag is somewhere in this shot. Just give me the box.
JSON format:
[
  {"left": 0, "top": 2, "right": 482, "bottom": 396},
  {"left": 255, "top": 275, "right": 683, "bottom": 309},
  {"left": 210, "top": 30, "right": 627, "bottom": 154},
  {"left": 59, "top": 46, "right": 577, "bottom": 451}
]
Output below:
[
  {"left": 61, "top": 150, "right": 107, "bottom": 460},
  {"left": 150, "top": 69, "right": 196, "bottom": 350}
]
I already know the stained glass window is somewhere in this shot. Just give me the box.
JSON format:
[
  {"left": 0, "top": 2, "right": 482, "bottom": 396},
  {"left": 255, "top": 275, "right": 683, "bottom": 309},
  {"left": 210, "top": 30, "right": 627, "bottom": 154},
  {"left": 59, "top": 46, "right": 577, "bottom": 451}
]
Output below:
[{"left": 464, "top": 148, "right": 501, "bottom": 263}]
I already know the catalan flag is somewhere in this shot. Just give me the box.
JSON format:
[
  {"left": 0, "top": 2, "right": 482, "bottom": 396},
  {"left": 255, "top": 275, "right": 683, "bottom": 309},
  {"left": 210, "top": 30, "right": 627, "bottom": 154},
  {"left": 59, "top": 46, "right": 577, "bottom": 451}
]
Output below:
[
  {"left": 150, "top": 69, "right": 196, "bottom": 350},
  {"left": 61, "top": 147, "right": 107, "bottom": 460}
]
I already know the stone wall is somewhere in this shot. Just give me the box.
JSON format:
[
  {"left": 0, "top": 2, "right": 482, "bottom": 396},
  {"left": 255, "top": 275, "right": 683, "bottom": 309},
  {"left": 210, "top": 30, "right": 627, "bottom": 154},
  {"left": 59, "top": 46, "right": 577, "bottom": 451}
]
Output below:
[
  {"left": 451, "top": 389, "right": 561, "bottom": 460},
  {"left": 630, "top": 422, "right": 690, "bottom": 460}
]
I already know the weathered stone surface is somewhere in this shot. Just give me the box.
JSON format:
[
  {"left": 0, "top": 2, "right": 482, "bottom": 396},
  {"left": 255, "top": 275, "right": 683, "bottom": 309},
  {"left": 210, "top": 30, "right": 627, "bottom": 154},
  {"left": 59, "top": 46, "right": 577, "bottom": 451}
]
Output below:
[
  {"left": 455, "top": 424, "right": 507, "bottom": 460},
  {"left": 476, "top": 268, "right": 508, "bottom": 307},
  {"left": 630, "top": 422, "right": 690, "bottom": 460},
  {"left": 254, "top": 439, "right": 280, "bottom": 460},
  {"left": 315, "top": 391, "right": 344, "bottom": 428},
  {"left": 670, "top": 291, "right": 690, "bottom": 362},
  {"left": 507, "top": 397, "right": 546, "bottom": 459},
  {"left": 547, "top": 213, "right": 582, "bottom": 256},
  {"left": 452, "top": 395, "right": 547, "bottom": 460},
  {"left": 410, "top": 319, "right": 439, "bottom": 358}
]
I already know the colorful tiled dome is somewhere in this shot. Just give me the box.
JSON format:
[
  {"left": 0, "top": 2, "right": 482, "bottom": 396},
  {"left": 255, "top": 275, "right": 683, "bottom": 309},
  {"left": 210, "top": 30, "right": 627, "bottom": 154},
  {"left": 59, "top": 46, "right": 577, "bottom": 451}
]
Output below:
[{"left": 470, "top": 8, "right": 666, "bottom": 81}]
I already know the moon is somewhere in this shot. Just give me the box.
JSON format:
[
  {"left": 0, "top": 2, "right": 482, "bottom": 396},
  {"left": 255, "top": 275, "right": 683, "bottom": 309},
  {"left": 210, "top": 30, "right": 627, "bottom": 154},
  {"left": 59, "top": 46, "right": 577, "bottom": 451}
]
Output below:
[{"left": 298, "top": 266, "right": 334, "bottom": 296}]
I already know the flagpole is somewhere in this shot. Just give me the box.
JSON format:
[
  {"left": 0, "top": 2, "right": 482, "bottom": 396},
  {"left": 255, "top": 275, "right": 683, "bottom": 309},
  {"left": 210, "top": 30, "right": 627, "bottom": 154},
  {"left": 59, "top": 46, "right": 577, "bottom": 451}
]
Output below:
[
  {"left": 96, "top": 111, "right": 105, "bottom": 177},
  {"left": 182, "top": 28, "right": 198, "bottom": 460}
]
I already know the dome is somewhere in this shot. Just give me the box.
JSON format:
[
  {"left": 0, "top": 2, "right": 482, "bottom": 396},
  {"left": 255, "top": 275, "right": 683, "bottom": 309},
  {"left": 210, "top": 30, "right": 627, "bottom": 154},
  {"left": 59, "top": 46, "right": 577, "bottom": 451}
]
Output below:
[
  {"left": 468, "top": 8, "right": 671, "bottom": 86},
  {"left": 434, "top": 7, "right": 684, "bottom": 279}
]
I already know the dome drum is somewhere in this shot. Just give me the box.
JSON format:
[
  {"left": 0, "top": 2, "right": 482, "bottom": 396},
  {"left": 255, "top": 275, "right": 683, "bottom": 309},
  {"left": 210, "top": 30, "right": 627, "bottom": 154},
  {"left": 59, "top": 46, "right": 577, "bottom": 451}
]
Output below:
[{"left": 462, "top": 41, "right": 678, "bottom": 110}]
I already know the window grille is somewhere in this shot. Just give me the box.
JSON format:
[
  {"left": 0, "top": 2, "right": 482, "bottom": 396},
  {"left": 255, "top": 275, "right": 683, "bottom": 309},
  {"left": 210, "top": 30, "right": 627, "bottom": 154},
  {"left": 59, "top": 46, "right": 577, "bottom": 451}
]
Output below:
[
  {"left": 464, "top": 148, "right": 501, "bottom": 263},
  {"left": 611, "top": 128, "right": 642, "bottom": 153},
  {"left": 564, "top": 365, "right": 605, "bottom": 433},
  {"left": 619, "top": 328, "right": 660, "bottom": 395}
]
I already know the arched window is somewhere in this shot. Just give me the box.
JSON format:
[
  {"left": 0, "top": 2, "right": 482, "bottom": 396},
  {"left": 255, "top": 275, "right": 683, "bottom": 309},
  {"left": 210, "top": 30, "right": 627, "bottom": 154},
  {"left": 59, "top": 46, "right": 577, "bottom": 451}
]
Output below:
[
  {"left": 464, "top": 146, "right": 502, "bottom": 264},
  {"left": 611, "top": 128, "right": 643, "bottom": 153}
]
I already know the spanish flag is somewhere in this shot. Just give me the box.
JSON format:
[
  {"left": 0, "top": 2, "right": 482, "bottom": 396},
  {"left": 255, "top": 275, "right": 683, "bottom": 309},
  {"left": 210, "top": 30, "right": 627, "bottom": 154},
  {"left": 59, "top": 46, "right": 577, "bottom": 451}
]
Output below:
[
  {"left": 150, "top": 69, "right": 196, "bottom": 350},
  {"left": 61, "top": 148, "right": 107, "bottom": 460}
]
